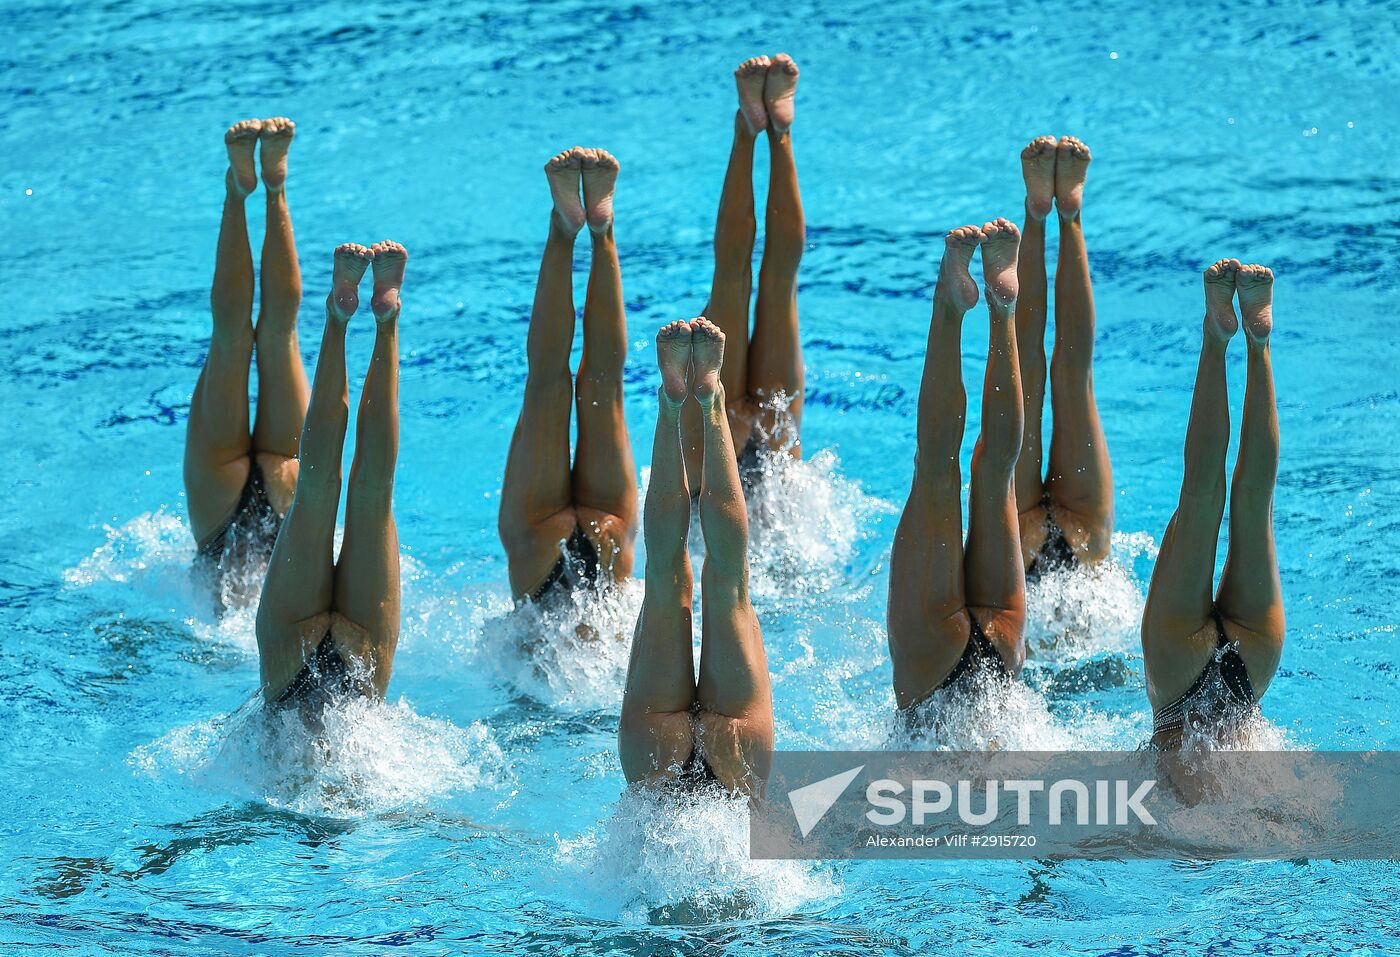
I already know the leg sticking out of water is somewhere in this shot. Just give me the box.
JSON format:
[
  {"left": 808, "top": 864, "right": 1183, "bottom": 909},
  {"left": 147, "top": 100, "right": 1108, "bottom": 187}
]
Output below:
[
  {"left": 256, "top": 244, "right": 367, "bottom": 700},
  {"left": 692, "top": 318, "right": 773, "bottom": 796},
  {"left": 1140, "top": 259, "right": 1238, "bottom": 711},
  {"left": 252, "top": 117, "right": 307, "bottom": 516},
  {"left": 1042, "top": 136, "right": 1113, "bottom": 565},
  {"left": 572, "top": 149, "right": 639, "bottom": 582},
  {"left": 620, "top": 322, "right": 701, "bottom": 786},
  {"left": 747, "top": 53, "right": 806, "bottom": 458},
  {"left": 887, "top": 227, "right": 980, "bottom": 709},
  {"left": 500, "top": 149, "right": 587, "bottom": 599},
  {"left": 185, "top": 120, "right": 261, "bottom": 548}
]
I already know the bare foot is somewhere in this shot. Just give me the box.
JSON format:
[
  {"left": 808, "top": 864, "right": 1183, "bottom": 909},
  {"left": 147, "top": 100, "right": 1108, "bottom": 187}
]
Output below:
[
  {"left": 735, "top": 56, "right": 771, "bottom": 134},
  {"left": 980, "top": 218, "right": 1021, "bottom": 308},
  {"left": 935, "top": 225, "right": 983, "bottom": 314},
  {"left": 259, "top": 117, "right": 295, "bottom": 193},
  {"left": 1236, "top": 263, "right": 1274, "bottom": 343},
  {"left": 544, "top": 148, "right": 587, "bottom": 234},
  {"left": 1054, "top": 135, "right": 1091, "bottom": 220},
  {"left": 656, "top": 320, "right": 694, "bottom": 406},
  {"left": 1202, "top": 258, "right": 1240, "bottom": 342},
  {"left": 580, "top": 148, "right": 619, "bottom": 234},
  {"left": 369, "top": 241, "right": 408, "bottom": 322},
  {"left": 690, "top": 317, "right": 726, "bottom": 406},
  {"left": 764, "top": 54, "right": 799, "bottom": 136},
  {"left": 329, "top": 244, "right": 373, "bottom": 323},
  {"left": 224, "top": 119, "right": 262, "bottom": 198},
  {"left": 1021, "top": 136, "right": 1057, "bottom": 221}
]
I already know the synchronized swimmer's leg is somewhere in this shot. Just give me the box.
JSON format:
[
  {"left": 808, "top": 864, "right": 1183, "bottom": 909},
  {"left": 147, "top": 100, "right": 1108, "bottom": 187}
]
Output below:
[
  {"left": 1014, "top": 137, "right": 1055, "bottom": 562},
  {"left": 1043, "top": 136, "right": 1113, "bottom": 562},
  {"left": 692, "top": 319, "right": 773, "bottom": 796},
  {"left": 619, "top": 322, "right": 700, "bottom": 787},
  {"left": 571, "top": 150, "right": 639, "bottom": 582},
  {"left": 250, "top": 117, "right": 308, "bottom": 516},
  {"left": 1141, "top": 260, "right": 1238, "bottom": 708},
  {"left": 682, "top": 59, "right": 767, "bottom": 476},
  {"left": 498, "top": 149, "right": 587, "bottom": 599},
  {"left": 747, "top": 54, "right": 806, "bottom": 456},
  {"left": 1215, "top": 264, "right": 1285, "bottom": 686},
  {"left": 962, "top": 220, "right": 1027, "bottom": 671},
  {"left": 886, "top": 227, "right": 980, "bottom": 709},
  {"left": 331, "top": 242, "right": 407, "bottom": 698},
  {"left": 185, "top": 120, "right": 259, "bottom": 545},
  {"left": 256, "top": 244, "right": 366, "bottom": 701}
]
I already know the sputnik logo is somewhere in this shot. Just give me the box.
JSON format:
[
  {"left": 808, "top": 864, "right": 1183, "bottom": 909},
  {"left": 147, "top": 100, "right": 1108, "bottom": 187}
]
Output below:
[{"left": 787, "top": 765, "right": 864, "bottom": 838}]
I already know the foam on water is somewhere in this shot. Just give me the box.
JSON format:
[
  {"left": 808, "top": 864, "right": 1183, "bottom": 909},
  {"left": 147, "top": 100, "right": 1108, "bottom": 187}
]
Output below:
[
  {"left": 478, "top": 578, "right": 644, "bottom": 711},
  {"left": 553, "top": 788, "right": 838, "bottom": 925},
  {"left": 1023, "top": 530, "right": 1156, "bottom": 663},
  {"left": 131, "top": 694, "right": 504, "bottom": 818}
]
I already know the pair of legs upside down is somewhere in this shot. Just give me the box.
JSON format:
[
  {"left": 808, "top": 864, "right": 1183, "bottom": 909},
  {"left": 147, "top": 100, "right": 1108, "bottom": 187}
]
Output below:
[
  {"left": 620, "top": 319, "right": 773, "bottom": 797},
  {"left": 680, "top": 54, "right": 807, "bottom": 483},
  {"left": 187, "top": 119, "right": 408, "bottom": 706},
  {"left": 1015, "top": 135, "right": 1114, "bottom": 576},
  {"left": 498, "top": 54, "right": 809, "bottom": 603},
  {"left": 185, "top": 118, "right": 305, "bottom": 601}
]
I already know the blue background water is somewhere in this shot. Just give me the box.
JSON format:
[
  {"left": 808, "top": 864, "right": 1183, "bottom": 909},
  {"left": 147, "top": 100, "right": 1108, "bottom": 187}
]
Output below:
[{"left": 4, "top": 0, "right": 1399, "bottom": 952}]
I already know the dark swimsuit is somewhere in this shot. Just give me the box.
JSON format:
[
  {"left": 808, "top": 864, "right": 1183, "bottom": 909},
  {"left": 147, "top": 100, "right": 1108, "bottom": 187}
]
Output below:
[
  {"left": 274, "top": 633, "right": 367, "bottom": 710},
  {"left": 1026, "top": 496, "right": 1078, "bottom": 581},
  {"left": 528, "top": 527, "right": 601, "bottom": 604},
  {"left": 1151, "top": 610, "right": 1256, "bottom": 744},
  {"left": 937, "top": 611, "right": 1012, "bottom": 691},
  {"left": 194, "top": 461, "right": 282, "bottom": 586}
]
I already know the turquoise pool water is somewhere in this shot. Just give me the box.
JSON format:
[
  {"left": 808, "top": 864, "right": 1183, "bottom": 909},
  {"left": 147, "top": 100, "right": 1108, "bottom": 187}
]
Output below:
[{"left": 4, "top": 0, "right": 1399, "bottom": 952}]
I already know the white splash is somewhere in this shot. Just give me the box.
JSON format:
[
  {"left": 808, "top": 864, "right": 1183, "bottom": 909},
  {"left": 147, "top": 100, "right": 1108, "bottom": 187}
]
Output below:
[
  {"left": 477, "top": 579, "right": 643, "bottom": 711},
  {"left": 891, "top": 670, "right": 1140, "bottom": 751},
  {"left": 130, "top": 695, "right": 504, "bottom": 818},
  {"left": 1023, "top": 530, "right": 1156, "bottom": 663},
  {"left": 554, "top": 787, "right": 838, "bottom": 925}
]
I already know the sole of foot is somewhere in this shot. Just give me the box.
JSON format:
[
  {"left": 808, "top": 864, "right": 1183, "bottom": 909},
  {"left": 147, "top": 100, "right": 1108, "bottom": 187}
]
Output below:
[
  {"left": 545, "top": 147, "right": 587, "bottom": 234},
  {"left": 330, "top": 244, "right": 374, "bottom": 323},
  {"left": 1021, "top": 136, "right": 1057, "bottom": 220},
  {"left": 1054, "top": 135, "right": 1090, "bottom": 220},
  {"left": 259, "top": 117, "right": 295, "bottom": 193},
  {"left": 370, "top": 241, "right": 408, "bottom": 322},
  {"left": 938, "top": 225, "right": 984, "bottom": 313},
  {"left": 735, "top": 55, "right": 771, "bottom": 134},
  {"left": 689, "top": 317, "right": 726, "bottom": 405},
  {"left": 225, "top": 119, "right": 262, "bottom": 197},
  {"left": 980, "top": 218, "right": 1021, "bottom": 308},
  {"left": 580, "top": 148, "right": 619, "bottom": 234},
  {"left": 657, "top": 320, "right": 694, "bottom": 405},
  {"left": 1236, "top": 263, "right": 1274, "bottom": 343},
  {"left": 1203, "top": 258, "right": 1241, "bottom": 341},
  {"left": 764, "top": 53, "right": 799, "bottom": 136}
]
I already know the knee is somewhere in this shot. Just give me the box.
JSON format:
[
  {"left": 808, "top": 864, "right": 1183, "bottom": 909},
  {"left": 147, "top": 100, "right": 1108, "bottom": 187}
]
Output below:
[
  {"left": 575, "top": 371, "right": 623, "bottom": 406},
  {"left": 973, "top": 434, "right": 1020, "bottom": 479},
  {"left": 524, "top": 368, "right": 573, "bottom": 402}
]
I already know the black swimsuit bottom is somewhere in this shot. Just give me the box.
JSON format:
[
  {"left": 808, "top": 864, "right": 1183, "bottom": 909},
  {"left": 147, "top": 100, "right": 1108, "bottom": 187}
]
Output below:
[
  {"left": 274, "top": 633, "right": 365, "bottom": 709},
  {"left": 1026, "top": 497, "right": 1078, "bottom": 581},
  {"left": 195, "top": 461, "right": 282, "bottom": 571},
  {"left": 937, "top": 611, "right": 1012, "bottom": 691},
  {"left": 1151, "top": 610, "right": 1256, "bottom": 741},
  {"left": 529, "top": 527, "right": 601, "bottom": 603}
]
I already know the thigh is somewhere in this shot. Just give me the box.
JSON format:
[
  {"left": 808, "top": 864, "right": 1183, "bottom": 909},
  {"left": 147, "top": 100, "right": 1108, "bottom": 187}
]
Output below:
[
  {"left": 575, "top": 506, "right": 635, "bottom": 583},
  {"left": 502, "top": 507, "right": 580, "bottom": 599},
  {"left": 255, "top": 488, "right": 338, "bottom": 697},
  {"left": 332, "top": 491, "right": 401, "bottom": 695}
]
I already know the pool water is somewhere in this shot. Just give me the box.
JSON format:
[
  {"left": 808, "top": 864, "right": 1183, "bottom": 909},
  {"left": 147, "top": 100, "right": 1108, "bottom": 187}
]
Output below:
[{"left": 5, "top": 0, "right": 1399, "bottom": 952}]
